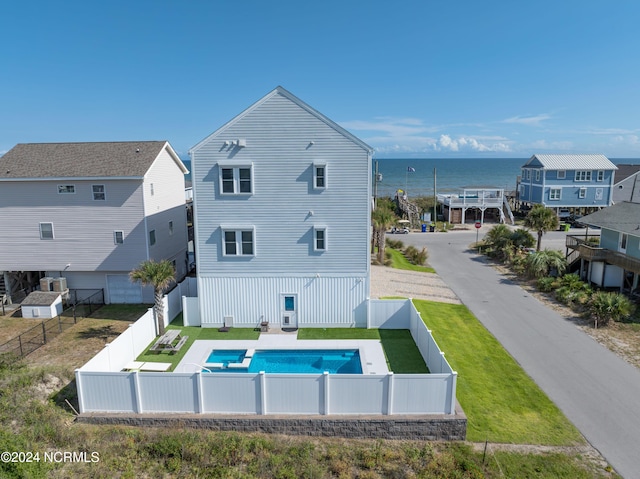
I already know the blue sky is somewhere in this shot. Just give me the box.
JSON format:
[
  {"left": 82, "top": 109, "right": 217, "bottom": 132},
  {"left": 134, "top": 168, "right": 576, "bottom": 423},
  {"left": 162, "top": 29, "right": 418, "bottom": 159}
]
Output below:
[{"left": 2, "top": 1, "right": 639, "bottom": 159}]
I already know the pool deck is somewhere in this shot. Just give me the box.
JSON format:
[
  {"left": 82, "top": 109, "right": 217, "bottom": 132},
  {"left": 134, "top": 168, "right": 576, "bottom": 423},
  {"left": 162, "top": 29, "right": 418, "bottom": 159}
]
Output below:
[{"left": 176, "top": 332, "right": 390, "bottom": 375}]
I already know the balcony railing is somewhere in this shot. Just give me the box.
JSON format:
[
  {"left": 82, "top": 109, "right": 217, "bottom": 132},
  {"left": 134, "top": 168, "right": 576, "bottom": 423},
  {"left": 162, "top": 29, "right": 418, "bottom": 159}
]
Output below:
[{"left": 566, "top": 235, "right": 640, "bottom": 273}]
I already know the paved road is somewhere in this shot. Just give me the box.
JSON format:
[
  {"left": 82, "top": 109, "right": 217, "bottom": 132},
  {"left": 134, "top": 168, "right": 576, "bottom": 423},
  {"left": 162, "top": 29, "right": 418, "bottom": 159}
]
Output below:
[{"left": 394, "top": 229, "right": 640, "bottom": 479}]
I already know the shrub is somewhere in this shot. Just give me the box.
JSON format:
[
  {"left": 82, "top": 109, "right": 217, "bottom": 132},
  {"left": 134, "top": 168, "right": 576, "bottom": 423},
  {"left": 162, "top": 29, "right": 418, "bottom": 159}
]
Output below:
[
  {"left": 536, "top": 276, "right": 556, "bottom": 292},
  {"left": 525, "top": 249, "right": 566, "bottom": 279},
  {"left": 385, "top": 238, "right": 404, "bottom": 250},
  {"left": 588, "top": 291, "right": 636, "bottom": 327}
]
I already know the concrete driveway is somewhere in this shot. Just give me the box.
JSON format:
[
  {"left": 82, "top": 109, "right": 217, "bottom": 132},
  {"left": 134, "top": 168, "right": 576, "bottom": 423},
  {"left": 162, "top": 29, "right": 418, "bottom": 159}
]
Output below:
[{"left": 393, "top": 229, "right": 640, "bottom": 479}]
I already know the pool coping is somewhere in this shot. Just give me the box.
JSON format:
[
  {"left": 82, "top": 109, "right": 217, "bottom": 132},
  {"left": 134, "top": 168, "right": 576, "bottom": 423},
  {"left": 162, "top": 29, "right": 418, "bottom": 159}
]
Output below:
[{"left": 176, "top": 333, "right": 390, "bottom": 375}]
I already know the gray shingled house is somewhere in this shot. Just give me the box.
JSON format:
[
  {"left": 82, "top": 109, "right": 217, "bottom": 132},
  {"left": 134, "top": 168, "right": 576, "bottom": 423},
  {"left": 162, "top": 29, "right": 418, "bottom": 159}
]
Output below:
[{"left": 0, "top": 141, "right": 189, "bottom": 304}]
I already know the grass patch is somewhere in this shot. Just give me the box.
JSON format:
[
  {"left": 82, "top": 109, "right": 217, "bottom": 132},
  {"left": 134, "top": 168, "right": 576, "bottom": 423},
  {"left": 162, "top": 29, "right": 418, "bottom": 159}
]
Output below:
[
  {"left": 298, "top": 328, "right": 428, "bottom": 373},
  {"left": 387, "top": 247, "right": 436, "bottom": 273},
  {"left": 413, "top": 299, "right": 584, "bottom": 446},
  {"left": 136, "top": 318, "right": 259, "bottom": 368}
]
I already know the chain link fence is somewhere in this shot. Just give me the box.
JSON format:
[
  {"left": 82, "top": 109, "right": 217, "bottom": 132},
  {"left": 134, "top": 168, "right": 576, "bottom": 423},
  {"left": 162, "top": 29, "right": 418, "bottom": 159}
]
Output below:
[{"left": 0, "top": 289, "right": 104, "bottom": 365}]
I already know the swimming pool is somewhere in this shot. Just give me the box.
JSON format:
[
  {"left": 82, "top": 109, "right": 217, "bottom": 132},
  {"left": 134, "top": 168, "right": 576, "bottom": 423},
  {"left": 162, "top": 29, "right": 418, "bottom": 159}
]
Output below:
[{"left": 204, "top": 349, "right": 362, "bottom": 374}]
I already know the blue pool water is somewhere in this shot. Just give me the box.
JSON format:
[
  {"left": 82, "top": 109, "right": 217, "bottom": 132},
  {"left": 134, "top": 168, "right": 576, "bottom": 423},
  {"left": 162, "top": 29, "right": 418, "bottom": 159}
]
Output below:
[
  {"left": 205, "top": 349, "right": 246, "bottom": 367},
  {"left": 204, "top": 349, "right": 362, "bottom": 374}
]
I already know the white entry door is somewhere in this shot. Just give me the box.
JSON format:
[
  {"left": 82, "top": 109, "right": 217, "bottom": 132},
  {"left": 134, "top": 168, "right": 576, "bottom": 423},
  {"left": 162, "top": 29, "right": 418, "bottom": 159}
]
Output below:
[{"left": 281, "top": 294, "right": 298, "bottom": 329}]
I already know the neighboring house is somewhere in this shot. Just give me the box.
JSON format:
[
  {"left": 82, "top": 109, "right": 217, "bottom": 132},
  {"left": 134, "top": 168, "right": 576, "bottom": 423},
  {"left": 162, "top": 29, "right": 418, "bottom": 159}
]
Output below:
[
  {"left": 566, "top": 201, "right": 640, "bottom": 295},
  {"left": 0, "top": 141, "right": 189, "bottom": 304},
  {"left": 189, "top": 86, "right": 373, "bottom": 328},
  {"left": 437, "top": 187, "right": 514, "bottom": 225},
  {"left": 519, "top": 154, "right": 617, "bottom": 214},
  {"left": 612, "top": 164, "right": 640, "bottom": 204}
]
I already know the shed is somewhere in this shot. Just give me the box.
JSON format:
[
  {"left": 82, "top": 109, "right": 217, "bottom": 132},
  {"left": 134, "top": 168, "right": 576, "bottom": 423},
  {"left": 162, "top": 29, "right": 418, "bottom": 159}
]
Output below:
[{"left": 21, "top": 291, "right": 63, "bottom": 319}]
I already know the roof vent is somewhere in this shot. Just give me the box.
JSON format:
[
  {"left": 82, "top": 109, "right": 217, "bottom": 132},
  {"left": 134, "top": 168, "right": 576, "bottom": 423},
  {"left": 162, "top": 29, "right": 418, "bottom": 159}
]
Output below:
[{"left": 136, "top": 148, "right": 140, "bottom": 153}]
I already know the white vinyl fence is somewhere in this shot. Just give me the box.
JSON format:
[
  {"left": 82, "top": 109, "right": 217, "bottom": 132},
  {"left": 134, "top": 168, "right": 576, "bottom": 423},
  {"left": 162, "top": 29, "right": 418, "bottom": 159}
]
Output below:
[{"left": 76, "top": 299, "right": 457, "bottom": 415}]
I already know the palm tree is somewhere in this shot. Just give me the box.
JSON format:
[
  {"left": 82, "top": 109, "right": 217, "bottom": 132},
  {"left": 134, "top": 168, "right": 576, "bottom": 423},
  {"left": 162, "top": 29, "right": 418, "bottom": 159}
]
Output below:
[
  {"left": 130, "top": 259, "right": 176, "bottom": 336},
  {"left": 524, "top": 205, "right": 559, "bottom": 251},
  {"left": 525, "top": 249, "right": 567, "bottom": 278},
  {"left": 371, "top": 206, "right": 396, "bottom": 264}
]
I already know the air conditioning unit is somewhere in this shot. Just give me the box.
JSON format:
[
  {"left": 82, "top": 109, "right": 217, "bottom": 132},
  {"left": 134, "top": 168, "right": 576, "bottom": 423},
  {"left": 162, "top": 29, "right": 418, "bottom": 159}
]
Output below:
[
  {"left": 52, "top": 277, "right": 67, "bottom": 292},
  {"left": 237, "top": 139, "right": 247, "bottom": 148},
  {"left": 40, "top": 277, "right": 53, "bottom": 291}
]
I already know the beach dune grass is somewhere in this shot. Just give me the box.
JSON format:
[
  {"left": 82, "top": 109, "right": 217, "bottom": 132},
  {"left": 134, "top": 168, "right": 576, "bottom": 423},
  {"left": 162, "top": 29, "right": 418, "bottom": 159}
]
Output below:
[
  {"left": 413, "top": 299, "right": 584, "bottom": 445},
  {"left": 387, "top": 247, "right": 436, "bottom": 273}
]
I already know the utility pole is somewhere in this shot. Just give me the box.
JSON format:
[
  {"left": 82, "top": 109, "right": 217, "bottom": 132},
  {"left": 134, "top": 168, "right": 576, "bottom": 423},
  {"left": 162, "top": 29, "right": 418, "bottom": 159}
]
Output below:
[{"left": 433, "top": 167, "right": 437, "bottom": 225}]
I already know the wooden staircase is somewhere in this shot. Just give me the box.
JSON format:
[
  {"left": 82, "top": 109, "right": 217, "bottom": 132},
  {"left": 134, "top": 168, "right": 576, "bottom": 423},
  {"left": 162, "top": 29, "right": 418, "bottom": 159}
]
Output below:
[{"left": 396, "top": 194, "right": 420, "bottom": 225}]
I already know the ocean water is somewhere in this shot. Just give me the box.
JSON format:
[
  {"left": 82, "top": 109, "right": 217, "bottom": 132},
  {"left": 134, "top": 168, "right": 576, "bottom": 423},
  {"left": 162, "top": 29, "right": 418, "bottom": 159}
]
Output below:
[{"left": 373, "top": 158, "right": 524, "bottom": 198}]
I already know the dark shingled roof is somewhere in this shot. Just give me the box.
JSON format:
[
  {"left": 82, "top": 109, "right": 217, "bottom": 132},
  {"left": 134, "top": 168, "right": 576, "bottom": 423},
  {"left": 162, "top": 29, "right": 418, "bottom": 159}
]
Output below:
[
  {"left": 21, "top": 291, "right": 61, "bottom": 306},
  {"left": 580, "top": 201, "right": 640, "bottom": 235},
  {"left": 0, "top": 141, "right": 175, "bottom": 179},
  {"left": 614, "top": 164, "right": 640, "bottom": 184}
]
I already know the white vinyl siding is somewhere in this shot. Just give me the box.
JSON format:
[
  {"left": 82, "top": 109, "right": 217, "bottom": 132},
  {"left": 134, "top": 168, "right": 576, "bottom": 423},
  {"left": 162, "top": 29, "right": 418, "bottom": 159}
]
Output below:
[
  {"left": 58, "top": 185, "right": 75, "bottom": 194},
  {"left": 92, "top": 184, "right": 105, "bottom": 200},
  {"left": 40, "top": 222, "right": 54, "bottom": 239},
  {"left": 550, "top": 188, "right": 561, "bottom": 200}
]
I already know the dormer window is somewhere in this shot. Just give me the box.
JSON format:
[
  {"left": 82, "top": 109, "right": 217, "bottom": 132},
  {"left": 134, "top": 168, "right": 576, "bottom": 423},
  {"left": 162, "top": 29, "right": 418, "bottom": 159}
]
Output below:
[{"left": 313, "top": 163, "right": 326, "bottom": 189}]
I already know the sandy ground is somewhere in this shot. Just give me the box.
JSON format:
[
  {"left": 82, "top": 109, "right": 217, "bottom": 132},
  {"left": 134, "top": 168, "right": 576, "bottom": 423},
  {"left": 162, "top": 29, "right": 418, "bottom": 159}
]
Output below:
[{"left": 370, "top": 265, "right": 461, "bottom": 304}]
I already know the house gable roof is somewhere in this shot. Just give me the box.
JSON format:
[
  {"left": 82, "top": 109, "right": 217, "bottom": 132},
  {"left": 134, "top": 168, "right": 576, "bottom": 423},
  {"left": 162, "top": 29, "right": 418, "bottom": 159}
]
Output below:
[
  {"left": 614, "top": 164, "right": 640, "bottom": 184},
  {"left": 0, "top": 141, "right": 187, "bottom": 180},
  {"left": 189, "top": 86, "right": 373, "bottom": 154},
  {"left": 522, "top": 154, "right": 617, "bottom": 170},
  {"left": 579, "top": 201, "right": 640, "bottom": 235}
]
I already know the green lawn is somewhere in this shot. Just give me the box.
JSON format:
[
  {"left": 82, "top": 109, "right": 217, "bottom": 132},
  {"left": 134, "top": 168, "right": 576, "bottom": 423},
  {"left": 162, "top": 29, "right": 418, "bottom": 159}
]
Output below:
[
  {"left": 413, "top": 299, "right": 584, "bottom": 446},
  {"left": 298, "top": 328, "right": 428, "bottom": 373},
  {"left": 387, "top": 247, "right": 436, "bottom": 273},
  {"left": 136, "top": 314, "right": 259, "bottom": 368}
]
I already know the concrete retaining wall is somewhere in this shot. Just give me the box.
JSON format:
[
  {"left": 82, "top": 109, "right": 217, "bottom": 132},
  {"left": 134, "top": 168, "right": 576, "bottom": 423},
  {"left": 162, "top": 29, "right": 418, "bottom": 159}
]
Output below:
[{"left": 77, "top": 405, "right": 467, "bottom": 441}]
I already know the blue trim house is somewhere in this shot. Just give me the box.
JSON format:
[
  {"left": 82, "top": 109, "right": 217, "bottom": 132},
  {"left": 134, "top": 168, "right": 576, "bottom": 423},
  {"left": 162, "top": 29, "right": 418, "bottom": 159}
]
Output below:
[
  {"left": 566, "top": 201, "right": 640, "bottom": 295},
  {"left": 189, "top": 87, "right": 373, "bottom": 329},
  {"left": 519, "top": 154, "right": 617, "bottom": 213}
]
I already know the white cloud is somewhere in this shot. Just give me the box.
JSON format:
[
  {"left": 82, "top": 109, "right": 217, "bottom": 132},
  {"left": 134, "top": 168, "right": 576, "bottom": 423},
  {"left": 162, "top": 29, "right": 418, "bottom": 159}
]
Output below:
[
  {"left": 435, "top": 134, "right": 511, "bottom": 153},
  {"left": 502, "top": 114, "right": 551, "bottom": 126}
]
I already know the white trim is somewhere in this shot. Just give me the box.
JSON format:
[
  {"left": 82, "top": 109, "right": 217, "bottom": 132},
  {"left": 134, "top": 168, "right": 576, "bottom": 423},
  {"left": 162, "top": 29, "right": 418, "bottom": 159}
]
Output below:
[
  {"left": 313, "top": 226, "right": 327, "bottom": 252},
  {"left": 557, "top": 170, "right": 566, "bottom": 179},
  {"left": 221, "top": 226, "right": 255, "bottom": 257},
  {"left": 578, "top": 187, "right": 586, "bottom": 199},
  {"left": 597, "top": 170, "right": 604, "bottom": 182},
  {"left": 549, "top": 187, "right": 561, "bottom": 200},
  {"left": 92, "top": 184, "right": 106, "bottom": 201},
  {"left": 313, "top": 162, "right": 327, "bottom": 189},
  {"left": 219, "top": 164, "right": 254, "bottom": 195},
  {"left": 39, "top": 222, "right": 54, "bottom": 240}
]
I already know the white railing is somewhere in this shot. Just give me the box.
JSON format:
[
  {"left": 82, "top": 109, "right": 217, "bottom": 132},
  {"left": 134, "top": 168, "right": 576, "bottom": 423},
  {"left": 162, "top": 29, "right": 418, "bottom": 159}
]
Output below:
[{"left": 76, "top": 299, "right": 457, "bottom": 415}]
